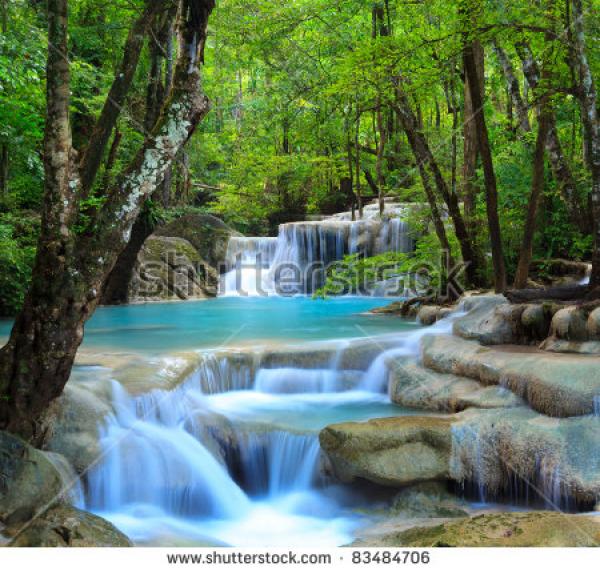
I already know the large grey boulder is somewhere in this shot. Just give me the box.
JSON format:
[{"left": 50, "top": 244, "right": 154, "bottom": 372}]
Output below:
[{"left": 319, "top": 415, "right": 456, "bottom": 487}]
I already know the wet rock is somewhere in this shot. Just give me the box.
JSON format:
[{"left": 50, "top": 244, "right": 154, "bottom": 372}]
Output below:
[
  {"left": 0, "top": 432, "right": 69, "bottom": 524},
  {"left": 422, "top": 335, "right": 600, "bottom": 417},
  {"left": 417, "top": 306, "right": 451, "bottom": 326},
  {"left": 43, "top": 385, "right": 111, "bottom": 475},
  {"left": 453, "top": 296, "right": 523, "bottom": 345},
  {"left": 320, "top": 407, "right": 600, "bottom": 505},
  {"left": 370, "top": 511, "right": 600, "bottom": 547},
  {"left": 319, "top": 416, "right": 455, "bottom": 487},
  {"left": 7, "top": 505, "right": 131, "bottom": 547},
  {"left": 388, "top": 359, "right": 523, "bottom": 413},
  {"left": 390, "top": 483, "right": 469, "bottom": 518}
]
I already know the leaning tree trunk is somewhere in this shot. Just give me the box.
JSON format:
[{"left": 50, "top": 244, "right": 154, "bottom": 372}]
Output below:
[
  {"left": 0, "top": 0, "right": 215, "bottom": 441},
  {"left": 463, "top": 31, "right": 507, "bottom": 292},
  {"left": 394, "top": 86, "right": 480, "bottom": 288}
]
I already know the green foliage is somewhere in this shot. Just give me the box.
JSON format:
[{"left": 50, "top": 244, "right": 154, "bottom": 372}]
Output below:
[{"left": 0, "top": 213, "right": 38, "bottom": 316}]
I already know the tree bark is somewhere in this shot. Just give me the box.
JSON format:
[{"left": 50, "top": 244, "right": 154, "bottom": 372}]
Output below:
[
  {"left": 492, "top": 41, "right": 530, "bottom": 132},
  {"left": 516, "top": 41, "right": 589, "bottom": 234},
  {"left": 462, "top": 24, "right": 507, "bottom": 292},
  {"left": 571, "top": 0, "right": 600, "bottom": 286},
  {"left": 514, "top": 105, "right": 551, "bottom": 288},
  {"left": 462, "top": 39, "right": 484, "bottom": 227},
  {"left": 394, "top": 86, "right": 480, "bottom": 287},
  {"left": 78, "top": 0, "right": 165, "bottom": 197},
  {"left": 0, "top": 0, "right": 215, "bottom": 440}
]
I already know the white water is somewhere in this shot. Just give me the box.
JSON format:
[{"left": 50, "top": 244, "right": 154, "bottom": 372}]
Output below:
[
  {"left": 84, "top": 307, "right": 452, "bottom": 546},
  {"left": 221, "top": 215, "right": 413, "bottom": 296}
]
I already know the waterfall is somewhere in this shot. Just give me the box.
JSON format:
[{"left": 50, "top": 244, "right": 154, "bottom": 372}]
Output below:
[
  {"left": 235, "top": 431, "right": 321, "bottom": 497},
  {"left": 359, "top": 312, "right": 464, "bottom": 393},
  {"left": 221, "top": 214, "right": 413, "bottom": 296},
  {"left": 86, "top": 380, "right": 250, "bottom": 519}
]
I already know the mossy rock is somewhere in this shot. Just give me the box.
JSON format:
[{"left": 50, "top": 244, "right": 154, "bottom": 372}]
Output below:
[
  {"left": 7, "top": 505, "right": 131, "bottom": 547},
  {"left": 381, "top": 512, "right": 600, "bottom": 547}
]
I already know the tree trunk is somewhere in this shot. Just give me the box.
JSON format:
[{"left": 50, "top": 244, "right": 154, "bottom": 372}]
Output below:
[
  {"left": 516, "top": 41, "right": 589, "bottom": 234},
  {"left": 514, "top": 106, "right": 551, "bottom": 288},
  {"left": 355, "top": 104, "right": 363, "bottom": 217},
  {"left": 571, "top": 0, "right": 600, "bottom": 286},
  {"left": 493, "top": 41, "right": 530, "bottom": 132},
  {"left": 375, "top": 97, "right": 386, "bottom": 215},
  {"left": 463, "top": 30, "right": 507, "bottom": 292},
  {"left": 0, "top": 0, "right": 215, "bottom": 440},
  {"left": 78, "top": 0, "right": 164, "bottom": 196},
  {"left": 394, "top": 86, "right": 481, "bottom": 287},
  {"left": 462, "top": 39, "right": 484, "bottom": 227}
]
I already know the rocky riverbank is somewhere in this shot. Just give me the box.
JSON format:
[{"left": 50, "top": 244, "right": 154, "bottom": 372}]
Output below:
[{"left": 320, "top": 293, "right": 600, "bottom": 546}]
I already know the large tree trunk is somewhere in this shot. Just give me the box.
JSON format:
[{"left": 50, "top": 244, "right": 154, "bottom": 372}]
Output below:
[
  {"left": 394, "top": 86, "right": 480, "bottom": 287},
  {"left": 462, "top": 24, "right": 507, "bottom": 292},
  {"left": 462, "top": 39, "right": 484, "bottom": 228},
  {"left": 0, "top": 0, "right": 215, "bottom": 440},
  {"left": 571, "top": 0, "right": 600, "bottom": 287},
  {"left": 514, "top": 104, "right": 551, "bottom": 288}
]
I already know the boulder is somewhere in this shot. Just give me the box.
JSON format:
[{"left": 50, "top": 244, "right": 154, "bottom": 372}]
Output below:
[
  {"left": 388, "top": 359, "right": 523, "bottom": 413},
  {"left": 422, "top": 335, "right": 600, "bottom": 417},
  {"left": 588, "top": 307, "right": 600, "bottom": 339},
  {"left": 371, "top": 511, "right": 600, "bottom": 547},
  {"left": 0, "top": 432, "right": 71, "bottom": 524},
  {"left": 154, "top": 213, "right": 239, "bottom": 271},
  {"left": 548, "top": 307, "right": 588, "bottom": 341},
  {"left": 417, "top": 306, "right": 451, "bottom": 326},
  {"left": 43, "top": 385, "right": 111, "bottom": 475},
  {"left": 319, "top": 416, "right": 456, "bottom": 487},
  {"left": 320, "top": 407, "right": 600, "bottom": 505},
  {"left": 7, "top": 505, "right": 131, "bottom": 547},
  {"left": 129, "top": 236, "right": 214, "bottom": 301},
  {"left": 453, "top": 296, "right": 524, "bottom": 345}
]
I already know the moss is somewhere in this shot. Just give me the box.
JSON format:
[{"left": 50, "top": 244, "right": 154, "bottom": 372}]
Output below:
[{"left": 380, "top": 512, "right": 600, "bottom": 547}]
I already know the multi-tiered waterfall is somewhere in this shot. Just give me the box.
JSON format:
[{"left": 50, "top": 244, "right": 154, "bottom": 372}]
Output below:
[{"left": 221, "top": 203, "right": 414, "bottom": 296}]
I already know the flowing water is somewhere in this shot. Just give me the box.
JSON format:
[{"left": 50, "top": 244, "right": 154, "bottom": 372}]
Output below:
[
  {"left": 221, "top": 216, "right": 413, "bottom": 296},
  {"left": 73, "top": 295, "right": 471, "bottom": 547}
]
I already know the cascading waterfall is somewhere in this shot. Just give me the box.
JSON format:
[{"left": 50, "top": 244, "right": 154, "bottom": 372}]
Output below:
[
  {"left": 234, "top": 431, "right": 321, "bottom": 497},
  {"left": 221, "top": 214, "right": 413, "bottom": 296}
]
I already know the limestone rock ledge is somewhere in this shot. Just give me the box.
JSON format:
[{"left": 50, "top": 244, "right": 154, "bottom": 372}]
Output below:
[{"left": 357, "top": 511, "right": 600, "bottom": 547}]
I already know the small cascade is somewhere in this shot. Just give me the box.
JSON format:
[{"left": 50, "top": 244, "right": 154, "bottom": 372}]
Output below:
[
  {"left": 220, "top": 210, "right": 413, "bottom": 295},
  {"left": 235, "top": 431, "right": 321, "bottom": 497},
  {"left": 359, "top": 312, "right": 463, "bottom": 393},
  {"left": 593, "top": 396, "right": 600, "bottom": 417},
  {"left": 86, "top": 380, "right": 250, "bottom": 519},
  {"left": 197, "top": 352, "right": 255, "bottom": 394},
  {"left": 254, "top": 368, "right": 343, "bottom": 394}
]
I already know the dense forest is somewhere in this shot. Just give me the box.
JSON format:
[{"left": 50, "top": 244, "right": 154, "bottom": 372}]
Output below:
[{"left": 0, "top": 0, "right": 599, "bottom": 436}]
